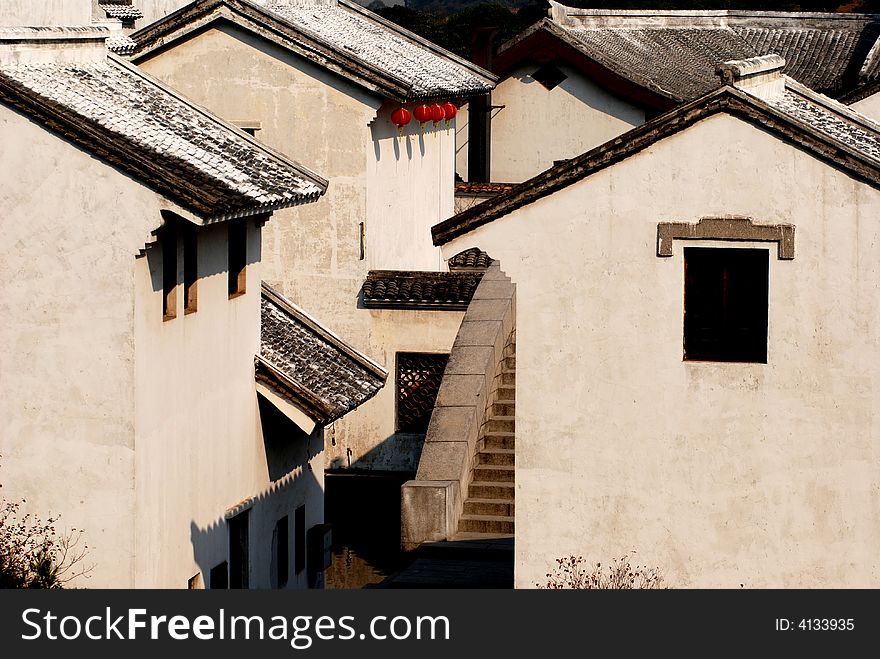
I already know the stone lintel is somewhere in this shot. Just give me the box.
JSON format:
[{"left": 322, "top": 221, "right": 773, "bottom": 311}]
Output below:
[{"left": 657, "top": 216, "right": 794, "bottom": 259}]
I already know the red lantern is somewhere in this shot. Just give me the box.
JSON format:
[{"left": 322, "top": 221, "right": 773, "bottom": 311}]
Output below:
[
  {"left": 390, "top": 107, "right": 411, "bottom": 137},
  {"left": 430, "top": 103, "right": 445, "bottom": 124},
  {"left": 413, "top": 104, "right": 432, "bottom": 132},
  {"left": 442, "top": 101, "right": 457, "bottom": 126}
]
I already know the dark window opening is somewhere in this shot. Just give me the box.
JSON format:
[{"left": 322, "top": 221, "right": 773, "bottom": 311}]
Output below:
[
  {"left": 684, "top": 247, "right": 769, "bottom": 363},
  {"left": 276, "top": 515, "right": 289, "bottom": 587},
  {"left": 294, "top": 505, "right": 306, "bottom": 576},
  {"left": 228, "top": 219, "right": 247, "bottom": 298},
  {"left": 209, "top": 561, "right": 228, "bottom": 589},
  {"left": 183, "top": 224, "right": 198, "bottom": 314},
  {"left": 396, "top": 353, "right": 449, "bottom": 433},
  {"left": 231, "top": 120, "right": 262, "bottom": 137},
  {"left": 228, "top": 510, "right": 249, "bottom": 589},
  {"left": 161, "top": 225, "right": 177, "bottom": 321},
  {"left": 532, "top": 64, "right": 567, "bottom": 91}
]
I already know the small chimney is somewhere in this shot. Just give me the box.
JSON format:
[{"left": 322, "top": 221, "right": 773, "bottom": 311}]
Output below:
[{"left": 715, "top": 54, "right": 785, "bottom": 101}]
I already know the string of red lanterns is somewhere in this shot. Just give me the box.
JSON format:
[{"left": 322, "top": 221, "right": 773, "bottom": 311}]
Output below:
[{"left": 391, "top": 101, "right": 458, "bottom": 136}]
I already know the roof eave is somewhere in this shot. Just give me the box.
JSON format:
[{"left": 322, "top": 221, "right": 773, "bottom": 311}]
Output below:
[
  {"left": 254, "top": 355, "right": 335, "bottom": 426},
  {"left": 432, "top": 85, "right": 880, "bottom": 246},
  {"left": 129, "top": 0, "right": 493, "bottom": 103},
  {"left": 491, "top": 21, "right": 679, "bottom": 110},
  {"left": 262, "top": 282, "right": 388, "bottom": 381},
  {"left": 362, "top": 300, "right": 471, "bottom": 311}
]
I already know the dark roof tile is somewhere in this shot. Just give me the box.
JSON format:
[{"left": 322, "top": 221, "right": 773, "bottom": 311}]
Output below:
[
  {"left": 129, "top": 0, "right": 496, "bottom": 101},
  {"left": 0, "top": 33, "right": 326, "bottom": 221},
  {"left": 259, "top": 283, "right": 387, "bottom": 424},
  {"left": 362, "top": 270, "right": 482, "bottom": 310},
  {"left": 447, "top": 247, "right": 493, "bottom": 270}
]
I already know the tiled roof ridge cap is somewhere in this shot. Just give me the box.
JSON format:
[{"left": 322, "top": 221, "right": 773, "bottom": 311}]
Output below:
[
  {"left": 859, "top": 34, "right": 880, "bottom": 78},
  {"left": 108, "top": 53, "right": 328, "bottom": 195},
  {"left": 551, "top": 0, "right": 878, "bottom": 23},
  {"left": 261, "top": 281, "right": 388, "bottom": 379},
  {"left": 783, "top": 75, "right": 880, "bottom": 137},
  {"left": 432, "top": 85, "right": 880, "bottom": 245},
  {"left": 717, "top": 53, "right": 785, "bottom": 83},
  {"left": 0, "top": 26, "right": 111, "bottom": 38}
]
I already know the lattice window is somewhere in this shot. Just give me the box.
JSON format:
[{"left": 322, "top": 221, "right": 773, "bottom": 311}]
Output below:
[{"left": 396, "top": 353, "right": 449, "bottom": 433}]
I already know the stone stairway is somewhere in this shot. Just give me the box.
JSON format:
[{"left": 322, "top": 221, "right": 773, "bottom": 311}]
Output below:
[{"left": 457, "top": 329, "right": 515, "bottom": 537}]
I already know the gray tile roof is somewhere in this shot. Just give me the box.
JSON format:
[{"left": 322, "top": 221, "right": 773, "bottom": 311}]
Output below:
[
  {"left": 564, "top": 25, "right": 748, "bottom": 101},
  {"left": 433, "top": 71, "right": 880, "bottom": 246},
  {"left": 106, "top": 34, "right": 138, "bottom": 54},
  {"left": 99, "top": 3, "right": 144, "bottom": 20},
  {"left": 0, "top": 42, "right": 326, "bottom": 221},
  {"left": 447, "top": 248, "right": 493, "bottom": 271},
  {"left": 767, "top": 79, "right": 880, "bottom": 164},
  {"left": 128, "top": 0, "right": 496, "bottom": 101},
  {"left": 259, "top": 283, "right": 387, "bottom": 424},
  {"left": 501, "top": 3, "right": 880, "bottom": 102},
  {"left": 362, "top": 270, "right": 482, "bottom": 310}
]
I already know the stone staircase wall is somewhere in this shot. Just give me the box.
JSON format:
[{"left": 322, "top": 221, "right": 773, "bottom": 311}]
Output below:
[
  {"left": 458, "top": 329, "right": 515, "bottom": 535},
  {"left": 401, "top": 262, "right": 515, "bottom": 551}
]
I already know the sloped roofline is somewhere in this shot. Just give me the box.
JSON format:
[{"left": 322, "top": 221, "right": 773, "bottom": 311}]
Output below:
[
  {"left": 432, "top": 83, "right": 880, "bottom": 246},
  {"left": 492, "top": 17, "right": 678, "bottom": 109},
  {"left": 128, "top": 0, "right": 496, "bottom": 102},
  {"left": 261, "top": 281, "right": 388, "bottom": 380},
  {"left": 548, "top": 1, "right": 878, "bottom": 26},
  {"left": 0, "top": 51, "right": 328, "bottom": 223},
  {"left": 257, "top": 280, "right": 388, "bottom": 426}
]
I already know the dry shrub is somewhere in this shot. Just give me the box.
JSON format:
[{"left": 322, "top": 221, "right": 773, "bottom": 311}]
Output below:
[{"left": 537, "top": 553, "right": 667, "bottom": 589}]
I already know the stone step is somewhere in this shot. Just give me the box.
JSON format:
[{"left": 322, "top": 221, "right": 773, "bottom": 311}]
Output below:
[
  {"left": 463, "top": 497, "right": 515, "bottom": 516},
  {"left": 458, "top": 514, "right": 515, "bottom": 535},
  {"left": 485, "top": 415, "right": 515, "bottom": 433},
  {"left": 481, "top": 432, "right": 515, "bottom": 450},
  {"left": 503, "top": 355, "right": 516, "bottom": 369},
  {"left": 476, "top": 448, "right": 515, "bottom": 466},
  {"left": 500, "top": 370, "right": 515, "bottom": 387},
  {"left": 493, "top": 400, "right": 515, "bottom": 417},
  {"left": 496, "top": 384, "right": 515, "bottom": 400},
  {"left": 473, "top": 464, "right": 515, "bottom": 483},
  {"left": 468, "top": 480, "right": 515, "bottom": 499}
]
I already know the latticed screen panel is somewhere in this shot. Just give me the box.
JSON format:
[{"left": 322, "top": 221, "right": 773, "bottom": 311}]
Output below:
[{"left": 396, "top": 353, "right": 449, "bottom": 433}]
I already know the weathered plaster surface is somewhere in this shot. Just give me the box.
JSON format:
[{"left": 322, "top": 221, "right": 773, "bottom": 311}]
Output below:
[
  {"left": 138, "top": 24, "right": 459, "bottom": 472},
  {"left": 851, "top": 92, "right": 880, "bottom": 124},
  {"left": 0, "top": 103, "right": 169, "bottom": 587},
  {"left": 443, "top": 112, "right": 880, "bottom": 588},
  {"left": 0, "top": 1, "right": 92, "bottom": 26},
  {"left": 456, "top": 64, "right": 645, "bottom": 183}
]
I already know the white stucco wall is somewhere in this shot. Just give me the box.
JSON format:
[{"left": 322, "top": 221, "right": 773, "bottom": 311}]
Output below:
[
  {"left": 326, "top": 308, "right": 464, "bottom": 472},
  {"left": 456, "top": 64, "right": 645, "bottom": 183},
  {"left": 0, "top": 102, "right": 178, "bottom": 587},
  {"left": 0, "top": 1, "right": 92, "bottom": 26},
  {"left": 136, "top": 1, "right": 192, "bottom": 27},
  {"left": 133, "top": 218, "right": 325, "bottom": 588},
  {"left": 442, "top": 112, "right": 880, "bottom": 588},
  {"left": 850, "top": 91, "right": 880, "bottom": 123},
  {"left": 367, "top": 99, "right": 452, "bottom": 273},
  {"left": 136, "top": 24, "right": 459, "bottom": 474}
]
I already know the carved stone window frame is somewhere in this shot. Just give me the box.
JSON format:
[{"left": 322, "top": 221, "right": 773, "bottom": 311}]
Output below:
[{"left": 657, "top": 216, "right": 795, "bottom": 260}]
